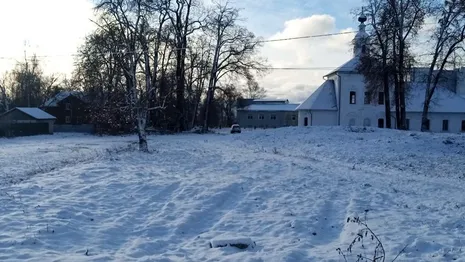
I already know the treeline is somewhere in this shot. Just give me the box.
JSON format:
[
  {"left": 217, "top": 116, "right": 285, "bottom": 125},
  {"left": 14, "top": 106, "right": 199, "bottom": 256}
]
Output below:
[
  {"left": 0, "top": 0, "right": 267, "bottom": 152},
  {"left": 74, "top": 0, "right": 267, "bottom": 151},
  {"left": 0, "top": 56, "right": 71, "bottom": 112},
  {"left": 358, "top": 0, "right": 465, "bottom": 130}
]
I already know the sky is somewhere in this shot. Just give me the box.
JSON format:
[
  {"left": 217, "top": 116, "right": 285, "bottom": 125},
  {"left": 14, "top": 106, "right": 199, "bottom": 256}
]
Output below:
[{"left": 0, "top": 0, "right": 364, "bottom": 103}]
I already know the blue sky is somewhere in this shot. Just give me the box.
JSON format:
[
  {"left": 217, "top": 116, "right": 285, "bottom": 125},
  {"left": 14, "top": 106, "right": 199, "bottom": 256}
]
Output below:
[{"left": 0, "top": 0, "right": 365, "bottom": 102}]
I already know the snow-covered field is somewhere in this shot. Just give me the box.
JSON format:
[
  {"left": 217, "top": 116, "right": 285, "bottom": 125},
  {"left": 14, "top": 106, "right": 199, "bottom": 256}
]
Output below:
[{"left": 0, "top": 127, "right": 465, "bottom": 261}]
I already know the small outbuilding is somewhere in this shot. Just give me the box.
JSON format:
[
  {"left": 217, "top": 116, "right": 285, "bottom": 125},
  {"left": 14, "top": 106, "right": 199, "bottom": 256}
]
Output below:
[{"left": 0, "top": 107, "right": 56, "bottom": 137}]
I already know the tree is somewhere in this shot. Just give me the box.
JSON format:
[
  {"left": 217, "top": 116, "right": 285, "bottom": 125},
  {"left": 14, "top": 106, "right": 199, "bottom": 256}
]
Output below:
[
  {"left": 387, "top": 0, "right": 428, "bottom": 130},
  {"left": 357, "top": 0, "right": 395, "bottom": 128},
  {"left": 421, "top": 0, "right": 465, "bottom": 131},
  {"left": 244, "top": 72, "right": 266, "bottom": 99},
  {"left": 95, "top": 0, "right": 149, "bottom": 151},
  {"left": 202, "top": 1, "right": 266, "bottom": 132},
  {"left": 0, "top": 74, "right": 10, "bottom": 113},
  {"left": 165, "top": 0, "right": 203, "bottom": 131}
]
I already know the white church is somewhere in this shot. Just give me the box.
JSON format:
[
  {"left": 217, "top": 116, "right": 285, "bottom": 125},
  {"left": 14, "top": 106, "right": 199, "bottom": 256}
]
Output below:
[{"left": 296, "top": 13, "right": 465, "bottom": 133}]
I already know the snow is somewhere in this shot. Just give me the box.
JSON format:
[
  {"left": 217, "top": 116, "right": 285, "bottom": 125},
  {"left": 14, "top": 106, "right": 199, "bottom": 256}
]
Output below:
[
  {"left": 239, "top": 104, "right": 298, "bottom": 111},
  {"left": 296, "top": 80, "right": 338, "bottom": 111},
  {"left": 42, "top": 91, "right": 83, "bottom": 107},
  {"left": 404, "top": 84, "right": 465, "bottom": 113},
  {"left": 14, "top": 108, "right": 56, "bottom": 120},
  {"left": 325, "top": 56, "right": 359, "bottom": 77},
  {"left": 210, "top": 236, "right": 255, "bottom": 249},
  {"left": 1, "top": 127, "right": 465, "bottom": 261}
]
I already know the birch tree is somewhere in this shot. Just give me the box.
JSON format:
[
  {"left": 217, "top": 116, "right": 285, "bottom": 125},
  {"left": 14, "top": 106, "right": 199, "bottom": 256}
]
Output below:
[
  {"left": 421, "top": 0, "right": 465, "bottom": 131},
  {"left": 95, "top": 0, "right": 149, "bottom": 151}
]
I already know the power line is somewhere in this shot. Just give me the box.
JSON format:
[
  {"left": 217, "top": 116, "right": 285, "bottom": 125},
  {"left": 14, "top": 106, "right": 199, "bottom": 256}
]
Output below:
[{"left": 258, "top": 31, "right": 357, "bottom": 43}]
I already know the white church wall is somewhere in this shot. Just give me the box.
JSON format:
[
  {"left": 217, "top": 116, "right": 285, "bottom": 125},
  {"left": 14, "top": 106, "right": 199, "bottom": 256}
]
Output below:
[
  {"left": 298, "top": 110, "right": 337, "bottom": 126},
  {"left": 338, "top": 74, "right": 385, "bottom": 126},
  {"left": 405, "top": 112, "right": 465, "bottom": 133}
]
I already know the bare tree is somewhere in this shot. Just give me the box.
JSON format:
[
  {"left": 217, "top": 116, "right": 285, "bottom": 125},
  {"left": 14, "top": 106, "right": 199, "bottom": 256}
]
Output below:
[
  {"left": 421, "top": 0, "right": 465, "bottom": 131},
  {"left": 358, "top": 0, "right": 396, "bottom": 128},
  {"left": 202, "top": 1, "right": 266, "bottom": 132},
  {"left": 95, "top": 0, "right": 149, "bottom": 151},
  {"left": 165, "top": 0, "right": 203, "bottom": 131},
  {"left": 244, "top": 72, "right": 266, "bottom": 99},
  {"left": 0, "top": 74, "right": 10, "bottom": 112},
  {"left": 387, "top": 0, "right": 428, "bottom": 129}
]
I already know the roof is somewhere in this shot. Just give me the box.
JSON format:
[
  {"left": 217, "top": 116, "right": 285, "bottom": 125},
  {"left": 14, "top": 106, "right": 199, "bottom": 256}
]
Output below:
[
  {"left": 252, "top": 99, "right": 289, "bottom": 103},
  {"left": 403, "top": 84, "right": 465, "bottom": 113},
  {"left": 0, "top": 107, "right": 56, "bottom": 120},
  {"left": 238, "top": 104, "right": 299, "bottom": 112},
  {"left": 296, "top": 80, "right": 338, "bottom": 111},
  {"left": 42, "top": 91, "right": 84, "bottom": 107},
  {"left": 324, "top": 56, "right": 359, "bottom": 77}
]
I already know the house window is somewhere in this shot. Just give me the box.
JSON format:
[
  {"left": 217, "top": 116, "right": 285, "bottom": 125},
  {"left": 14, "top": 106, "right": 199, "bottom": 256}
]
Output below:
[
  {"left": 462, "top": 120, "right": 465, "bottom": 132},
  {"left": 292, "top": 115, "right": 296, "bottom": 121},
  {"left": 442, "top": 120, "right": 449, "bottom": 131},
  {"left": 247, "top": 115, "right": 253, "bottom": 120},
  {"left": 65, "top": 116, "right": 71, "bottom": 124},
  {"left": 304, "top": 117, "right": 308, "bottom": 126},
  {"left": 66, "top": 103, "right": 71, "bottom": 110},
  {"left": 349, "top": 118, "right": 356, "bottom": 126},
  {"left": 406, "top": 119, "right": 410, "bottom": 130},
  {"left": 378, "top": 118, "right": 384, "bottom": 128},
  {"left": 378, "top": 92, "right": 385, "bottom": 105},
  {"left": 350, "top": 91, "right": 356, "bottom": 104},
  {"left": 424, "top": 119, "right": 430, "bottom": 131},
  {"left": 363, "top": 118, "right": 371, "bottom": 127},
  {"left": 259, "top": 114, "right": 264, "bottom": 120},
  {"left": 270, "top": 115, "right": 276, "bottom": 120},
  {"left": 364, "top": 92, "right": 370, "bottom": 104}
]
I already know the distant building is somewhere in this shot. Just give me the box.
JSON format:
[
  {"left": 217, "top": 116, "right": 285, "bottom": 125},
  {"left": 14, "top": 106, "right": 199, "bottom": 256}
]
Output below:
[
  {"left": 0, "top": 107, "right": 56, "bottom": 137},
  {"left": 235, "top": 99, "right": 298, "bottom": 128},
  {"left": 296, "top": 13, "right": 465, "bottom": 133},
  {"left": 41, "top": 91, "right": 94, "bottom": 133}
]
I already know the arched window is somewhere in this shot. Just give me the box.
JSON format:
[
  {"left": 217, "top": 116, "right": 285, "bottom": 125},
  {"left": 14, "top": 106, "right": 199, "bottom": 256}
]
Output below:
[
  {"left": 304, "top": 117, "right": 308, "bottom": 126},
  {"left": 349, "top": 118, "right": 356, "bottom": 126},
  {"left": 378, "top": 118, "right": 384, "bottom": 128},
  {"left": 363, "top": 118, "right": 371, "bottom": 127}
]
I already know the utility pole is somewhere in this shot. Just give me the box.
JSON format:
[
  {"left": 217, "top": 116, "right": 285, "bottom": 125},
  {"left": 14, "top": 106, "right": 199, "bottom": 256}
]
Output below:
[{"left": 23, "top": 40, "right": 30, "bottom": 107}]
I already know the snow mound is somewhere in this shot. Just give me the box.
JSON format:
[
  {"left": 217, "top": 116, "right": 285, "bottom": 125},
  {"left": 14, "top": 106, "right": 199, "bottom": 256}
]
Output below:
[{"left": 210, "top": 236, "right": 256, "bottom": 249}]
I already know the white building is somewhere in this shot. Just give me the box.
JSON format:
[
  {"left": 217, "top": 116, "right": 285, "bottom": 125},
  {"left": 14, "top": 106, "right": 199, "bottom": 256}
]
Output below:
[{"left": 296, "top": 13, "right": 465, "bottom": 133}]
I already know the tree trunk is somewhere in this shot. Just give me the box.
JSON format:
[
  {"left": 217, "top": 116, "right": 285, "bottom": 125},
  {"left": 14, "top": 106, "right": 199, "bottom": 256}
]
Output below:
[
  {"left": 382, "top": 57, "right": 391, "bottom": 129},
  {"left": 137, "top": 109, "right": 148, "bottom": 152}
]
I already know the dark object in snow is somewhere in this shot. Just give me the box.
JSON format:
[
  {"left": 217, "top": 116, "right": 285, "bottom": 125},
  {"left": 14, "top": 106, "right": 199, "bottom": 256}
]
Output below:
[
  {"left": 209, "top": 237, "right": 255, "bottom": 250},
  {"left": 443, "top": 139, "right": 453, "bottom": 145},
  {"left": 312, "top": 232, "right": 317, "bottom": 236},
  {"left": 363, "top": 183, "right": 372, "bottom": 188}
]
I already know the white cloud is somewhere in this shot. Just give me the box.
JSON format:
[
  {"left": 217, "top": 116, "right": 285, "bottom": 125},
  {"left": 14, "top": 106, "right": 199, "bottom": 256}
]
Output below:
[{"left": 256, "top": 15, "right": 356, "bottom": 103}]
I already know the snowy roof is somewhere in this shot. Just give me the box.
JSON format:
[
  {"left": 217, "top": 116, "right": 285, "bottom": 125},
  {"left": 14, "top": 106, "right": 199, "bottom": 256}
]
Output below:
[
  {"left": 324, "top": 57, "right": 359, "bottom": 77},
  {"left": 404, "top": 84, "right": 465, "bottom": 113},
  {"left": 252, "top": 99, "right": 289, "bottom": 103},
  {"left": 239, "top": 104, "right": 298, "bottom": 112},
  {"left": 43, "top": 91, "right": 84, "bottom": 107},
  {"left": 15, "top": 107, "right": 56, "bottom": 120},
  {"left": 296, "top": 80, "right": 338, "bottom": 111}
]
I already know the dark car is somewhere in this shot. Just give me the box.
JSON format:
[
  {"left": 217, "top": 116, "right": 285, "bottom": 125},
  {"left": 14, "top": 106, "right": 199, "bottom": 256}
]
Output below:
[{"left": 230, "top": 124, "right": 241, "bottom": 134}]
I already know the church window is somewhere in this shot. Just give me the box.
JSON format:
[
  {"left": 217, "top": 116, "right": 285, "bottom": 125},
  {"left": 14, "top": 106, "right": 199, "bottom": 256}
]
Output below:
[
  {"left": 378, "top": 92, "right": 385, "bottom": 105},
  {"left": 378, "top": 118, "right": 384, "bottom": 128},
  {"left": 363, "top": 118, "right": 371, "bottom": 127},
  {"left": 350, "top": 91, "right": 356, "bottom": 104}
]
